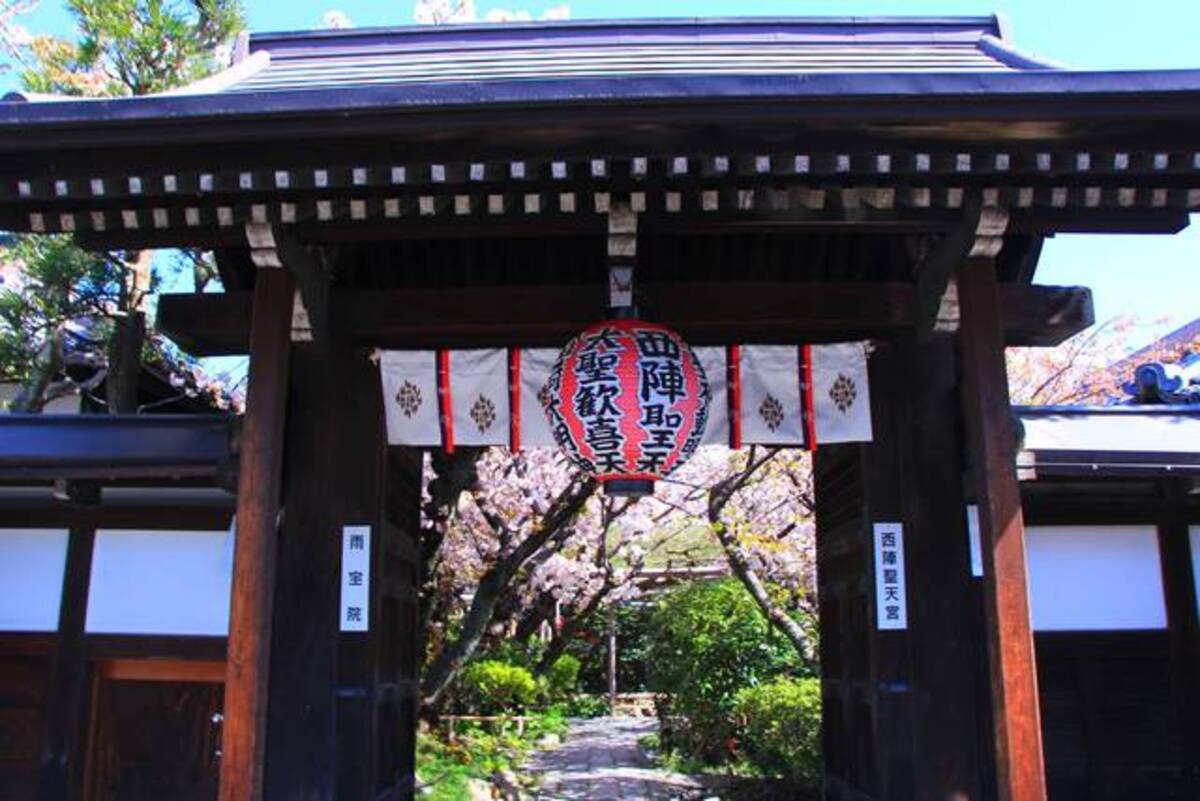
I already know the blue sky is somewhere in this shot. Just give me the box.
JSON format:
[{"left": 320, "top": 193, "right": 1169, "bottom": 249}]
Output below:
[{"left": 6, "top": 1, "right": 1200, "bottom": 348}]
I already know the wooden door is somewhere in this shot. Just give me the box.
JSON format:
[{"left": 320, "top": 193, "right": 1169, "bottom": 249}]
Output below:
[{"left": 85, "top": 661, "right": 223, "bottom": 801}]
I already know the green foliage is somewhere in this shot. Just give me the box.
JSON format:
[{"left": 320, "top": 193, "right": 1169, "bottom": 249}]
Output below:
[
  {"left": 416, "top": 710, "right": 567, "bottom": 801},
  {"left": 541, "top": 654, "right": 580, "bottom": 702},
  {"left": 481, "top": 636, "right": 545, "bottom": 671},
  {"left": 734, "top": 676, "right": 822, "bottom": 788},
  {"left": 570, "top": 602, "right": 656, "bottom": 693},
  {"left": 22, "top": 0, "right": 245, "bottom": 97},
  {"left": 459, "top": 660, "right": 538, "bottom": 714},
  {"left": 0, "top": 236, "right": 117, "bottom": 384},
  {"left": 552, "top": 693, "right": 609, "bottom": 719},
  {"left": 647, "top": 579, "right": 799, "bottom": 762},
  {"left": 4, "top": 1, "right": 245, "bottom": 410}
]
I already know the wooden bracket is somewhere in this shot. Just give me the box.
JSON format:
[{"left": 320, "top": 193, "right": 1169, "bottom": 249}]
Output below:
[
  {"left": 244, "top": 223, "right": 334, "bottom": 344},
  {"left": 915, "top": 196, "right": 1010, "bottom": 337},
  {"left": 607, "top": 200, "right": 636, "bottom": 309}
]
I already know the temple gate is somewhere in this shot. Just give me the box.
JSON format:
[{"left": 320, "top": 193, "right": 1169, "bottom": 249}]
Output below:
[{"left": 2, "top": 15, "right": 1199, "bottom": 801}]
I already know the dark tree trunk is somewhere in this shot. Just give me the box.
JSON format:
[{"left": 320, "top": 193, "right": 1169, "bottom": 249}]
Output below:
[
  {"left": 106, "top": 251, "right": 153, "bottom": 415},
  {"left": 105, "top": 311, "right": 146, "bottom": 414},
  {"left": 417, "top": 448, "right": 483, "bottom": 662}
]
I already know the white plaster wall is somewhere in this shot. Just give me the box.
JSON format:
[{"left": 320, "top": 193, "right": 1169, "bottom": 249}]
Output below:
[
  {"left": 0, "top": 529, "right": 69, "bottom": 631},
  {"left": 85, "top": 528, "right": 234, "bottom": 636},
  {"left": 1025, "top": 525, "right": 1166, "bottom": 631}
]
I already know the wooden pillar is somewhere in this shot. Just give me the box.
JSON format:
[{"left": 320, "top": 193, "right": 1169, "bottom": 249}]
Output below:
[
  {"left": 382, "top": 447, "right": 424, "bottom": 799},
  {"left": 39, "top": 492, "right": 98, "bottom": 801},
  {"left": 958, "top": 257, "right": 1047, "bottom": 801},
  {"left": 815, "top": 336, "right": 990, "bottom": 801},
  {"left": 1157, "top": 482, "right": 1200, "bottom": 796},
  {"left": 219, "top": 268, "right": 294, "bottom": 801},
  {"left": 263, "top": 342, "right": 400, "bottom": 801},
  {"left": 893, "top": 336, "right": 989, "bottom": 801}
]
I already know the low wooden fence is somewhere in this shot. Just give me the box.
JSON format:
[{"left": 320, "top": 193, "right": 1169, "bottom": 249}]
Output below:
[{"left": 439, "top": 714, "right": 537, "bottom": 742}]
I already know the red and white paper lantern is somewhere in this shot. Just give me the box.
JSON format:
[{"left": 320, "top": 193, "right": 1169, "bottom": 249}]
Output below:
[{"left": 541, "top": 320, "right": 710, "bottom": 494}]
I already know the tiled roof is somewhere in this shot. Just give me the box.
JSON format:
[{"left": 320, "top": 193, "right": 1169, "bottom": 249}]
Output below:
[
  {"left": 1017, "top": 405, "right": 1200, "bottom": 477},
  {"left": 214, "top": 17, "right": 1049, "bottom": 95}
]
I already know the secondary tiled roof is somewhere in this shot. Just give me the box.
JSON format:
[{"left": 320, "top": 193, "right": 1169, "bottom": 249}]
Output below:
[
  {"left": 1017, "top": 405, "right": 1200, "bottom": 478},
  {"left": 210, "top": 17, "right": 1050, "bottom": 95}
]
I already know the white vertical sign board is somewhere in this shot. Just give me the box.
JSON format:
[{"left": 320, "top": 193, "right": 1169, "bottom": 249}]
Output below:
[
  {"left": 966, "top": 504, "right": 984, "bottom": 578},
  {"left": 340, "top": 525, "right": 371, "bottom": 632},
  {"left": 873, "top": 522, "right": 908, "bottom": 630}
]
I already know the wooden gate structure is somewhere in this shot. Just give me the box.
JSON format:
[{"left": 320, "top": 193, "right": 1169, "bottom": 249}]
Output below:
[{"left": 2, "top": 15, "right": 1200, "bottom": 801}]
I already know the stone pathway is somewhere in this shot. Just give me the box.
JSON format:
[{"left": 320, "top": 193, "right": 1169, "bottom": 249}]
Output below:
[{"left": 525, "top": 717, "right": 710, "bottom": 800}]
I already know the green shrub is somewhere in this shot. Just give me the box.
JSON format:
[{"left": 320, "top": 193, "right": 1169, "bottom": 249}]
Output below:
[
  {"left": 569, "top": 602, "right": 656, "bottom": 693},
  {"left": 646, "top": 579, "right": 799, "bottom": 763},
  {"left": 734, "top": 676, "right": 822, "bottom": 788},
  {"left": 484, "top": 637, "right": 545, "bottom": 670},
  {"left": 417, "top": 709, "right": 567, "bottom": 800},
  {"left": 459, "top": 660, "right": 538, "bottom": 714},
  {"left": 542, "top": 654, "right": 581, "bottom": 702},
  {"left": 555, "top": 693, "right": 609, "bottom": 718}
]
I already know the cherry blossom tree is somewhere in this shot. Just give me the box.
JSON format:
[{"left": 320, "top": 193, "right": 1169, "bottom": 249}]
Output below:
[
  {"left": 416, "top": 443, "right": 740, "bottom": 707},
  {"left": 1007, "top": 315, "right": 1197, "bottom": 405},
  {"left": 635, "top": 446, "right": 820, "bottom": 668},
  {"left": 0, "top": 0, "right": 36, "bottom": 72},
  {"left": 420, "top": 447, "right": 598, "bottom": 705},
  {"left": 415, "top": 440, "right": 821, "bottom": 712}
]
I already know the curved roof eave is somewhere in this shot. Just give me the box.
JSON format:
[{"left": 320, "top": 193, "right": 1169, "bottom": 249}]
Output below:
[{"left": 4, "top": 69, "right": 1200, "bottom": 134}]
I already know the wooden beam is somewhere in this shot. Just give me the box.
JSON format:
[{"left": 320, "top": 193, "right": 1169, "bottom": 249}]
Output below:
[
  {"left": 158, "top": 282, "right": 1093, "bottom": 357},
  {"left": 219, "top": 267, "right": 294, "bottom": 801},
  {"left": 958, "top": 256, "right": 1048, "bottom": 801},
  {"left": 0, "top": 414, "right": 233, "bottom": 481},
  {"left": 97, "top": 659, "right": 226, "bottom": 683},
  {"left": 38, "top": 492, "right": 97, "bottom": 801},
  {"left": 244, "top": 223, "right": 335, "bottom": 344}
]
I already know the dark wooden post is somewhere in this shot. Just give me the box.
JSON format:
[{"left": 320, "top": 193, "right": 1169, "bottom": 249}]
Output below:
[
  {"left": 264, "top": 342, "right": 416, "bottom": 801},
  {"left": 958, "top": 257, "right": 1048, "bottom": 801},
  {"left": 815, "top": 336, "right": 991, "bottom": 801},
  {"left": 1157, "top": 481, "right": 1200, "bottom": 796},
  {"left": 39, "top": 494, "right": 98, "bottom": 801},
  {"left": 219, "top": 267, "right": 294, "bottom": 801}
]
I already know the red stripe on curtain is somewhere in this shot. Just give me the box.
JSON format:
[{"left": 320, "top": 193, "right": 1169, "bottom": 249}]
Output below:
[
  {"left": 728, "top": 344, "right": 742, "bottom": 449},
  {"left": 438, "top": 349, "right": 455, "bottom": 453},
  {"left": 801, "top": 344, "right": 817, "bottom": 451},
  {"left": 509, "top": 348, "right": 522, "bottom": 451}
]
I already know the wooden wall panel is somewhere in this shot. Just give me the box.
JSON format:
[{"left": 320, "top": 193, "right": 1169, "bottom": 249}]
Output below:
[
  {"left": 85, "top": 679, "right": 222, "bottom": 801},
  {"left": 1036, "top": 632, "right": 1181, "bottom": 801},
  {"left": 0, "top": 656, "right": 49, "bottom": 801}
]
